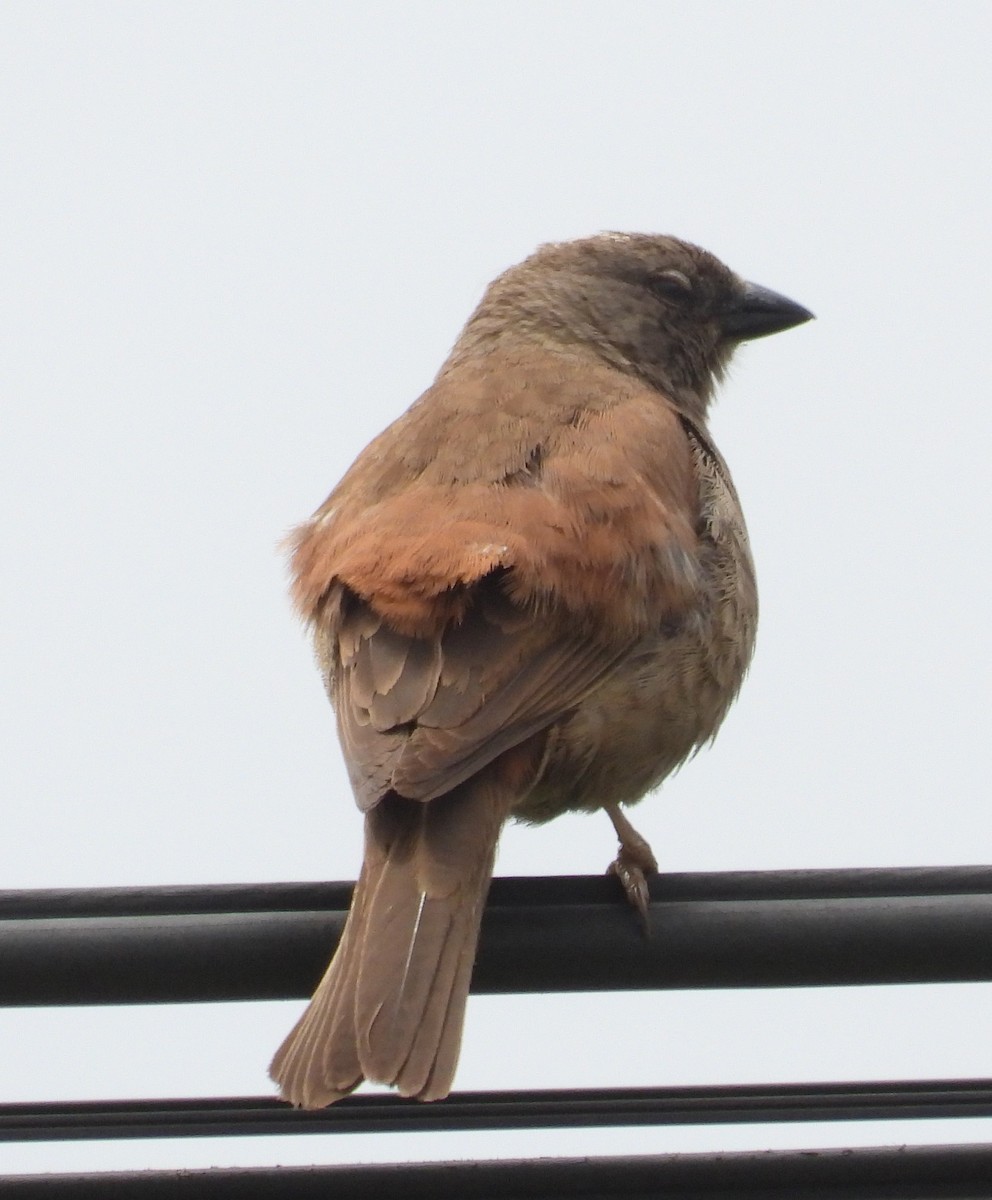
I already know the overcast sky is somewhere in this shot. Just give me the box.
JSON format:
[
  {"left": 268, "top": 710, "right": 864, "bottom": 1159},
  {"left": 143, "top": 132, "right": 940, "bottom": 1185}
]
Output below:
[{"left": 3, "top": 0, "right": 991, "bottom": 1177}]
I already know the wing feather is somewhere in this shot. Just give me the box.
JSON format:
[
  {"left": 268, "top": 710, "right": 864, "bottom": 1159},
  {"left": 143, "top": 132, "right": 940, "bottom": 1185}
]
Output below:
[{"left": 292, "top": 352, "right": 703, "bottom": 812}]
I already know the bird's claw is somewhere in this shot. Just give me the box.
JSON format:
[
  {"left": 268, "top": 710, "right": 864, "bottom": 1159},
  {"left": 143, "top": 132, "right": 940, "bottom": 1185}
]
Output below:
[
  {"left": 603, "top": 803, "right": 658, "bottom": 934},
  {"left": 607, "top": 844, "right": 657, "bottom": 934}
]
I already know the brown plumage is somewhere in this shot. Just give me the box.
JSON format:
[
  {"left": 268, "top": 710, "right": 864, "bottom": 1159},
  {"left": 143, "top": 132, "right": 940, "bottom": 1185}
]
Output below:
[{"left": 270, "top": 232, "right": 812, "bottom": 1106}]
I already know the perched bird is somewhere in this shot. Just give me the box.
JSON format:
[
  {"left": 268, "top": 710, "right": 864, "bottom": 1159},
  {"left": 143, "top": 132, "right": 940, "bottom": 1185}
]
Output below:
[{"left": 270, "top": 232, "right": 811, "bottom": 1107}]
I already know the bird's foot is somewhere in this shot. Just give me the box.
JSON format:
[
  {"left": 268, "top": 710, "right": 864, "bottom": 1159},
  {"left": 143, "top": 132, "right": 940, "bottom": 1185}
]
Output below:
[{"left": 604, "top": 804, "right": 658, "bottom": 933}]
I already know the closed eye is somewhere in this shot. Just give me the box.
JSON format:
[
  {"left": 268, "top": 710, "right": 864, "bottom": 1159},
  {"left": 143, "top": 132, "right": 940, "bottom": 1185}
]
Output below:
[{"left": 648, "top": 268, "right": 693, "bottom": 301}]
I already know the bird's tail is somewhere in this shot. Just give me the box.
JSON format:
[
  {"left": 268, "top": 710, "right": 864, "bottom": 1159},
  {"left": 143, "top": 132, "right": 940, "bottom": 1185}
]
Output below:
[{"left": 269, "top": 777, "right": 511, "bottom": 1107}]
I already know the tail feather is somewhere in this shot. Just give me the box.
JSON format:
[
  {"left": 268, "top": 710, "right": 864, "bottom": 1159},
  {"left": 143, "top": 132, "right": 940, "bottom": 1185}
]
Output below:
[
  {"left": 387, "top": 885, "right": 478, "bottom": 1098},
  {"left": 410, "top": 884, "right": 488, "bottom": 1100},
  {"left": 269, "top": 865, "right": 371, "bottom": 1106},
  {"left": 269, "top": 777, "right": 510, "bottom": 1107}
]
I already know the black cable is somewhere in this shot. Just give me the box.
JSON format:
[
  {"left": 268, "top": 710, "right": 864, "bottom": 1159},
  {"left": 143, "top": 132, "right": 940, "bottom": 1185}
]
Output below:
[
  {"left": 3, "top": 1079, "right": 992, "bottom": 1142},
  {"left": 5, "top": 1144, "right": 992, "bottom": 1198},
  {"left": 4, "top": 869, "right": 992, "bottom": 1005}
]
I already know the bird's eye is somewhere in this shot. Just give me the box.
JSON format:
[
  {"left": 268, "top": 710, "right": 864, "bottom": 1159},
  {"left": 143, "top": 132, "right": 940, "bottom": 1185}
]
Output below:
[{"left": 649, "top": 269, "right": 693, "bottom": 301}]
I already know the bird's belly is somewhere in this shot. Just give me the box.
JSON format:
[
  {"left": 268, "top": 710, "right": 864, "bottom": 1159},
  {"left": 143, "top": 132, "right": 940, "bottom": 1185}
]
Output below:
[{"left": 514, "top": 576, "right": 756, "bottom": 825}]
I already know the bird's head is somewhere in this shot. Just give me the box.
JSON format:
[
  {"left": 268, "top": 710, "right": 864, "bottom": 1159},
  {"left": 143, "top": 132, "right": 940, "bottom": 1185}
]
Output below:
[{"left": 457, "top": 232, "right": 813, "bottom": 420}]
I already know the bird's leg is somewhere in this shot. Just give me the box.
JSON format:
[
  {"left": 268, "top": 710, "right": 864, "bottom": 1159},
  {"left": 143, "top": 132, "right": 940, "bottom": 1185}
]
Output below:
[{"left": 604, "top": 803, "right": 658, "bottom": 929}]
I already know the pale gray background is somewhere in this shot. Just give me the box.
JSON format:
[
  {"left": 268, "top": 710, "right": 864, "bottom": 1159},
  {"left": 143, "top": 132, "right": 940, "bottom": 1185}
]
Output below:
[{"left": 2, "top": 0, "right": 991, "bottom": 1176}]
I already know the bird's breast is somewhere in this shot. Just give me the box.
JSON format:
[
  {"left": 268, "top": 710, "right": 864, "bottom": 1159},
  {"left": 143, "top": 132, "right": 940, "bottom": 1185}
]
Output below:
[{"left": 686, "top": 421, "right": 758, "bottom": 699}]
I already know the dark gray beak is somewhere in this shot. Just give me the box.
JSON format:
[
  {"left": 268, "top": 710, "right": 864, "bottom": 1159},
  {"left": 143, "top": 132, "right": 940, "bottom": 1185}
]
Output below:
[{"left": 721, "top": 281, "right": 814, "bottom": 340}]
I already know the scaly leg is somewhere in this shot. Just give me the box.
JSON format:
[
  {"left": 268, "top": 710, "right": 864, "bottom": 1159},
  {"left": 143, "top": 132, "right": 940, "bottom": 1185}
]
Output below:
[{"left": 604, "top": 803, "right": 658, "bottom": 930}]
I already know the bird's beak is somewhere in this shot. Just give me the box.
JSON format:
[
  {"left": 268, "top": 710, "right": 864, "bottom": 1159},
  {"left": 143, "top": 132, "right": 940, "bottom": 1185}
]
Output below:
[{"left": 720, "top": 281, "right": 814, "bottom": 340}]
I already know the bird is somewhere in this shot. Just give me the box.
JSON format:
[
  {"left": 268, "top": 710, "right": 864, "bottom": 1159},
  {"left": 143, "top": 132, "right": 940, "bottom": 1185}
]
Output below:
[{"left": 270, "top": 232, "right": 812, "bottom": 1108}]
